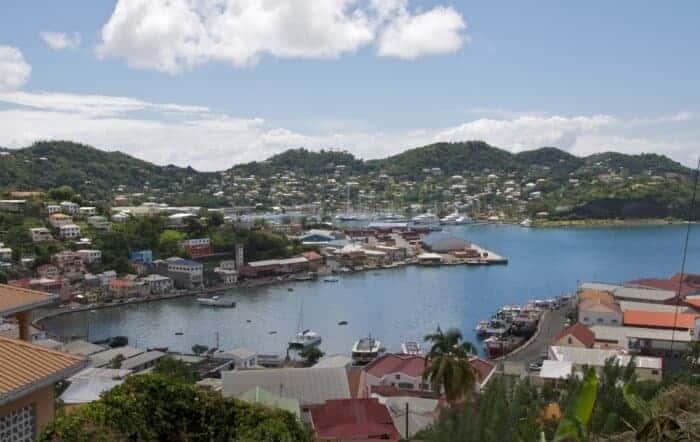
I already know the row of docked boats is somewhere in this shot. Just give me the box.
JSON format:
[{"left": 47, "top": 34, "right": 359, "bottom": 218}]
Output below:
[{"left": 475, "top": 297, "right": 568, "bottom": 359}]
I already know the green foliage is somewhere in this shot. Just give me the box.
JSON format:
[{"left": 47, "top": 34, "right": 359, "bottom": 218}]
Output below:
[
  {"left": 191, "top": 344, "right": 209, "bottom": 356},
  {"left": 554, "top": 368, "right": 598, "bottom": 441},
  {"left": 153, "top": 356, "right": 197, "bottom": 383},
  {"left": 109, "top": 354, "right": 125, "bottom": 369},
  {"left": 299, "top": 346, "right": 324, "bottom": 366},
  {"left": 40, "top": 374, "right": 310, "bottom": 442},
  {"left": 423, "top": 327, "right": 476, "bottom": 403}
]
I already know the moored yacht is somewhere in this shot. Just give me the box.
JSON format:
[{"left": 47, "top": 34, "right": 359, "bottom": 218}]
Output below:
[
  {"left": 352, "top": 335, "right": 384, "bottom": 365},
  {"left": 288, "top": 329, "right": 322, "bottom": 348},
  {"left": 412, "top": 213, "right": 439, "bottom": 225},
  {"left": 196, "top": 296, "right": 236, "bottom": 307},
  {"left": 440, "top": 211, "right": 471, "bottom": 225}
]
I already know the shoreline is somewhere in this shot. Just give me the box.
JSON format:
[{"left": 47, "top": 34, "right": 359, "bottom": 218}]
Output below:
[{"left": 531, "top": 218, "right": 692, "bottom": 228}]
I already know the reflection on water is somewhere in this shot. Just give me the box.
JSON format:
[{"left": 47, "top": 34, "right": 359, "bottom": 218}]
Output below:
[{"left": 44, "top": 224, "right": 700, "bottom": 357}]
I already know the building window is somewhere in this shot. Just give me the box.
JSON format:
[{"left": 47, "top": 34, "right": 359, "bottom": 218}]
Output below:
[
  {"left": 395, "top": 374, "right": 400, "bottom": 380},
  {"left": 0, "top": 403, "right": 36, "bottom": 442},
  {"left": 652, "top": 370, "right": 659, "bottom": 375},
  {"left": 597, "top": 318, "right": 603, "bottom": 324},
  {"left": 568, "top": 337, "right": 573, "bottom": 344}
]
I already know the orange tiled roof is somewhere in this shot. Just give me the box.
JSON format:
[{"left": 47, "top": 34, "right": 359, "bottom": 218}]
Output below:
[
  {"left": 0, "top": 336, "right": 86, "bottom": 403},
  {"left": 579, "top": 298, "right": 621, "bottom": 314},
  {"left": 0, "top": 284, "right": 56, "bottom": 316},
  {"left": 623, "top": 310, "right": 699, "bottom": 330},
  {"left": 579, "top": 290, "right": 615, "bottom": 304}
]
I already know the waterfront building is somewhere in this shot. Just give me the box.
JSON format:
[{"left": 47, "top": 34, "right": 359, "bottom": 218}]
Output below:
[
  {"left": 0, "top": 336, "right": 86, "bottom": 440},
  {"left": 108, "top": 279, "right": 149, "bottom": 299},
  {"left": 29, "top": 227, "right": 52, "bottom": 243},
  {"left": 301, "top": 251, "right": 324, "bottom": 271},
  {"left": 89, "top": 346, "right": 144, "bottom": 368},
  {"left": 422, "top": 236, "right": 471, "bottom": 253},
  {"left": 155, "top": 258, "right": 203, "bottom": 289},
  {"left": 213, "top": 261, "right": 238, "bottom": 285},
  {"left": 119, "top": 350, "right": 166, "bottom": 372},
  {"left": 416, "top": 253, "right": 442, "bottom": 266},
  {"left": 590, "top": 324, "right": 693, "bottom": 355},
  {"left": 140, "top": 274, "right": 174, "bottom": 295}
]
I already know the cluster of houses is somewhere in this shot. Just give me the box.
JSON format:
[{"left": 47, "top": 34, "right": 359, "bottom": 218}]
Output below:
[{"left": 531, "top": 273, "right": 700, "bottom": 385}]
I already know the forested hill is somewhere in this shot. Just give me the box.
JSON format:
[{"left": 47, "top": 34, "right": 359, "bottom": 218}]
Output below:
[{"left": 0, "top": 141, "right": 216, "bottom": 202}]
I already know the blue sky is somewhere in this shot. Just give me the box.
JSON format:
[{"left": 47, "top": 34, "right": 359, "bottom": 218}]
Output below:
[{"left": 0, "top": 1, "right": 698, "bottom": 170}]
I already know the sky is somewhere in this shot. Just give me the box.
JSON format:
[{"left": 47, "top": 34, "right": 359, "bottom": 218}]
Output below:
[{"left": 0, "top": 0, "right": 698, "bottom": 171}]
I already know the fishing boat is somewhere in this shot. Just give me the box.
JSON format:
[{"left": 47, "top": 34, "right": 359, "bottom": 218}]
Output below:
[
  {"left": 351, "top": 335, "right": 384, "bottom": 365},
  {"left": 475, "top": 320, "right": 490, "bottom": 338},
  {"left": 401, "top": 340, "right": 423, "bottom": 355},
  {"left": 323, "top": 278, "right": 339, "bottom": 283},
  {"left": 288, "top": 298, "right": 322, "bottom": 349},
  {"left": 484, "top": 336, "right": 516, "bottom": 359},
  {"left": 197, "top": 296, "right": 236, "bottom": 307},
  {"left": 483, "top": 319, "right": 509, "bottom": 337}
]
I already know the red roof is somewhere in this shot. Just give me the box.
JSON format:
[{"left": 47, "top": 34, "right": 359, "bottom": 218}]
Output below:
[
  {"left": 310, "top": 398, "right": 400, "bottom": 440},
  {"left": 629, "top": 278, "right": 700, "bottom": 297},
  {"left": 364, "top": 354, "right": 426, "bottom": 379},
  {"left": 623, "top": 310, "right": 699, "bottom": 330},
  {"left": 301, "top": 251, "right": 322, "bottom": 261},
  {"left": 468, "top": 356, "right": 496, "bottom": 383},
  {"left": 553, "top": 323, "right": 596, "bottom": 348}
]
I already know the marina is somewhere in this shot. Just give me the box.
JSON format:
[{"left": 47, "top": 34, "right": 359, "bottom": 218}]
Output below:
[{"left": 41, "top": 224, "right": 700, "bottom": 358}]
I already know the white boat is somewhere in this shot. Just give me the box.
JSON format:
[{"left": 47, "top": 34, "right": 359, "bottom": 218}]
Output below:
[
  {"left": 352, "top": 335, "right": 384, "bottom": 365},
  {"left": 401, "top": 340, "right": 423, "bottom": 355},
  {"left": 197, "top": 296, "right": 236, "bottom": 307},
  {"left": 440, "top": 211, "right": 471, "bottom": 225},
  {"left": 520, "top": 218, "right": 532, "bottom": 227},
  {"left": 412, "top": 213, "right": 439, "bottom": 225},
  {"left": 289, "top": 298, "right": 322, "bottom": 348},
  {"left": 475, "top": 320, "right": 490, "bottom": 337},
  {"left": 289, "top": 329, "right": 322, "bottom": 348}
]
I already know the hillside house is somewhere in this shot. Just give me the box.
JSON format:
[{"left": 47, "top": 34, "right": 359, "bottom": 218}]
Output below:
[
  {"left": 30, "top": 227, "right": 52, "bottom": 243},
  {"left": 58, "top": 224, "right": 81, "bottom": 239}
]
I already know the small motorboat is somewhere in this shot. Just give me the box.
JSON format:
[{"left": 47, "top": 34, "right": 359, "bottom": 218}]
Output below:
[
  {"left": 338, "top": 320, "right": 348, "bottom": 326},
  {"left": 288, "top": 329, "right": 322, "bottom": 348},
  {"left": 197, "top": 296, "right": 236, "bottom": 307},
  {"left": 287, "top": 288, "right": 294, "bottom": 292},
  {"left": 324, "top": 278, "right": 339, "bottom": 283},
  {"left": 269, "top": 331, "right": 277, "bottom": 335},
  {"left": 174, "top": 332, "right": 184, "bottom": 336}
]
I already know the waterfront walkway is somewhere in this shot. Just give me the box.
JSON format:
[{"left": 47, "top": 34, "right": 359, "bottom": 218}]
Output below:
[{"left": 502, "top": 303, "right": 571, "bottom": 367}]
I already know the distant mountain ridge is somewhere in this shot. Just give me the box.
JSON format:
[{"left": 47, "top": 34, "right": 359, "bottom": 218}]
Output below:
[{"left": 0, "top": 141, "right": 694, "bottom": 219}]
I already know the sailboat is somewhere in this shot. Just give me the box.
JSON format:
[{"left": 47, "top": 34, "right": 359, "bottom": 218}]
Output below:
[{"left": 288, "top": 298, "right": 322, "bottom": 349}]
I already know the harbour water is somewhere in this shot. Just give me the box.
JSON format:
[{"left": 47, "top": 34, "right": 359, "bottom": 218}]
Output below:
[{"left": 43, "top": 224, "right": 700, "bottom": 357}]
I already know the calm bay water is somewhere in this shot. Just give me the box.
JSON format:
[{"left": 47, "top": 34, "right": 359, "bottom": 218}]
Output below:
[{"left": 43, "top": 224, "right": 700, "bottom": 356}]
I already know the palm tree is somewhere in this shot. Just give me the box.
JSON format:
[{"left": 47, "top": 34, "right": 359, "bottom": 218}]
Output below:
[{"left": 423, "top": 327, "right": 477, "bottom": 403}]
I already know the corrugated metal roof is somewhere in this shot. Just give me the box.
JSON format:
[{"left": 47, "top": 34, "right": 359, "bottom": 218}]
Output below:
[
  {"left": 0, "top": 336, "right": 86, "bottom": 404},
  {"left": 60, "top": 340, "right": 106, "bottom": 356},
  {"left": 550, "top": 346, "right": 662, "bottom": 369},
  {"left": 222, "top": 367, "right": 350, "bottom": 405},
  {"left": 90, "top": 346, "right": 144, "bottom": 367}
]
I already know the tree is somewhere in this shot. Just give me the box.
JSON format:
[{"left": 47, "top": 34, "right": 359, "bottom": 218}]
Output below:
[
  {"left": 300, "top": 346, "right": 324, "bottom": 366},
  {"left": 153, "top": 356, "right": 197, "bottom": 383},
  {"left": 109, "top": 354, "right": 125, "bottom": 369},
  {"left": 191, "top": 344, "right": 209, "bottom": 356},
  {"left": 422, "top": 327, "right": 476, "bottom": 403},
  {"left": 47, "top": 185, "right": 74, "bottom": 202},
  {"left": 208, "top": 211, "right": 224, "bottom": 227},
  {"left": 159, "top": 229, "right": 186, "bottom": 257},
  {"left": 39, "top": 374, "right": 310, "bottom": 442}
]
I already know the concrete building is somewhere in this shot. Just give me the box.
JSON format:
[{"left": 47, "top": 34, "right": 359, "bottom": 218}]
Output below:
[
  {"left": 58, "top": 224, "right": 81, "bottom": 239},
  {"left": 140, "top": 274, "right": 174, "bottom": 295},
  {"left": 29, "top": 228, "right": 52, "bottom": 243},
  {"left": 552, "top": 323, "right": 595, "bottom": 348},
  {"left": 155, "top": 258, "right": 203, "bottom": 289},
  {"left": 578, "top": 298, "right": 623, "bottom": 327},
  {"left": 548, "top": 346, "right": 663, "bottom": 382},
  {"left": 76, "top": 249, "right": 102, "bottom": 265},
  {"left": 223, "top": 347, "right": 258, "bottom": 369},
  {"left": 0, "top": 337, "right": 86, "bottom": 440},
  {"left": 182, "top": 238, "right": 212, "bottom": 257},
  {"left": 87, "top": 216, "right": 111, "bottom": 231}
]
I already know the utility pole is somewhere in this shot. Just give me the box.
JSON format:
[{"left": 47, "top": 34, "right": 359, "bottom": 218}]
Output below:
[
  {"left": 215, "top": 331, "right": 220, "bottom": 350},
  {"left": 405, "top": 402, "right": 409, "bottom": 440}
]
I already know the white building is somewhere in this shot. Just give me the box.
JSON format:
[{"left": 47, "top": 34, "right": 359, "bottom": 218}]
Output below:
[
  {"left": 76, "top": 249, "right": 102, "bottom": 265},
  {"left": 59, "top": 224, "right": 81, "bottom": 239},
  {"left": 548, "top": 346, "right": 663, "bottom": 382},
  {"left": 79, "top": 206, "right": 97, "bottom": 217},
  {"left": 140, "top": 274, "right": 174, "bottom": 295},
  {"left": 45, "top": 204, "right": 61, "bottom": 215},
  {"left": 60, "top": 201, "right": 80, "bottom": 215},
  {"left": 223, "top": 347, "right": 258, "bottom": 369},
  {"left": 87, "top": 215, "right": 112, "bottom": 231},
  {"left": 30, "top": 227, "right": 53, "bottom": 242}
]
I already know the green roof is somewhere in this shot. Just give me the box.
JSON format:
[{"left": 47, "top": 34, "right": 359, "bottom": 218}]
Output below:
[{"left": 238, "top": 386, "right": 301, "bottom": 418}]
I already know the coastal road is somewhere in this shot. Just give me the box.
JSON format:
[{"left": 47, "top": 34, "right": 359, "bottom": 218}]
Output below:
[{"left": 503, "top": 304, "right": 571, "bottom": 367}]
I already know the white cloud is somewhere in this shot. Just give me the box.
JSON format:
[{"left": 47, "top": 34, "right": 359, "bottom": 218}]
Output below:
[
  {"left": 96, "top": 0, "right": 468, "bottom": 73},
  {"left": 0, "top": 45, "right": 31, "bottom": 91},
  {"left": 40, "top": 31, "right": 82, "bottom": 51},
  {"left": 377, "top": 6, "right": 467, "bottom": 59},
  {"left": 434, "top": 115, "right": 619, "bottom": 152},
  {"left": 0, "top": 90, "right": 697, "bottom": 170}
]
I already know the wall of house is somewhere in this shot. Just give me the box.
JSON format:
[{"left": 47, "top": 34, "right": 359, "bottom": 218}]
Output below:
[
  {"left": 553, "top": 335, "right": 588, "bottom": 348},
  {"left": 0, "top": 385, "right": 55, "bottom": 439},
  {"left": 578, "top": 309, "right": 622, "bottom": 326}
]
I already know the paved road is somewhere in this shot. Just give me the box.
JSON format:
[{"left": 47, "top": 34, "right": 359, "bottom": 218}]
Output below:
[{"left": 504, "top": 305, "right": 571, "bottom": 366}]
